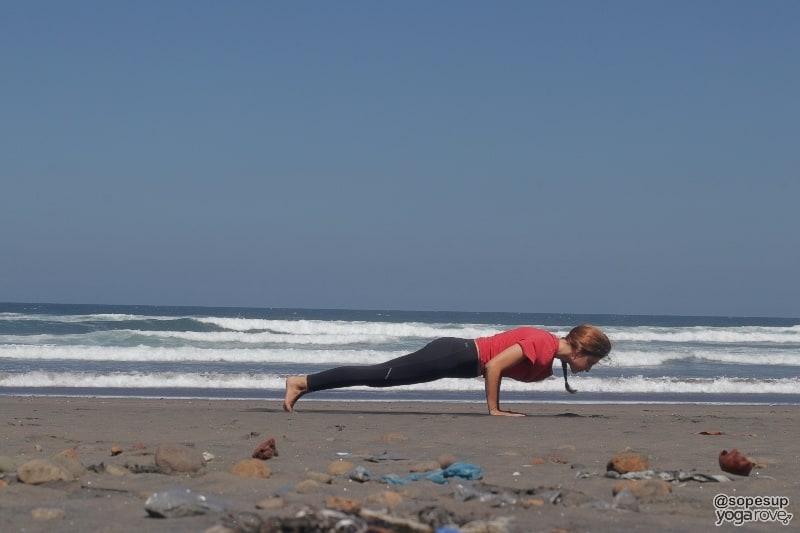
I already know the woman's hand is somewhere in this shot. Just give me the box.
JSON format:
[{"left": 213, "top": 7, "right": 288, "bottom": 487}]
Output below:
[
  {"left": 489, "top": 408, "right": 526, "bottom": 417},
  {"left": 484, "top": 344, "right": 527, "bottom": 417}
]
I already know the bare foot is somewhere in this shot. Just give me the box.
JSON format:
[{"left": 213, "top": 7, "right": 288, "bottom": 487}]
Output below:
[{"left": 283, "top": 376, "right": 308, "bottom": 412}]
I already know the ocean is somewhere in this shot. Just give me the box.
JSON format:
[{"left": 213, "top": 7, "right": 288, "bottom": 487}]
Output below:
[{"left": 1, "top": 302, "right": 798, "bottom": 405}]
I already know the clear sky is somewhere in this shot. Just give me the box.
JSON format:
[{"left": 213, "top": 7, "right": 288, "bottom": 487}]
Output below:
[{"left": 2, "top": 1, "right": 798, "bottom": 317}]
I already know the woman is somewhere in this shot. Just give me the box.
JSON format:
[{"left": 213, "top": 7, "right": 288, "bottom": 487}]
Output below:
[{"left": 283, "top": 324, "right": 611, "bottom": 416}]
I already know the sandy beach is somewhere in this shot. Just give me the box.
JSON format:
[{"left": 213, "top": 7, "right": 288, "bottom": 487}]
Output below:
[{"left": 0, "top": 397, "right": 797, "bottom": 532}]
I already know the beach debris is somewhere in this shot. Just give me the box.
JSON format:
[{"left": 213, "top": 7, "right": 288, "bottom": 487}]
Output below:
[
  {"left": 612, "top": 487, "right": 639, "bottom": 512},
  {"left": 155, "top": 443, "right": 205, "bottom": 474},
  {"left": 719, "top": 448, "right": 754, "bottom": 476},
  {"left": 16, "top": 458, "right": 73, "bottom": 484},
  {"left": 348, "top": 465, "right": 371, "bottom": 482},
  {"left": 361, "top": 508, "right": 432, "bottom": 532},
  {"left": 251, "top": 437, "right": 278, "bottom": 460},
  {"left": 427, "top": 462, "right": 483, "bottom": 484},
  {"left": 145, "top": 486, "right": 230, "bottom": 518},
  {"left": 125, "top": 462, "right": 160, "bottom": 474},
  {"left": 604, "top": 469, "right": 732, "bottom": 483},
  {"left": 454, "top": 483, "right": 518, "bottom": 507},
  {"left": 223, "top": 508, "right": 371, "bottom": 533},
  {"left": 230, "top": 458, "right": 271, "bottom": 478},
  {"left": 202, "top": 451, "right": 215, "bottom": 462},
  {"left": 365, "top": 450, "right": 410, "bottom": 462},
  {"left": 382, "top": 462, "right": 484, "bottom": 486},
  {"left": 696, "top": 430, "right": 725, "bottom": 435},
  {"left": 607, "top": 453, "right": 649, "bottom": 474},
  {"left": 31, "top": 507, "right": 66, "bottom": 521},
  {"left": 110, "top": 445, "right": 124, "bottom": 456}
]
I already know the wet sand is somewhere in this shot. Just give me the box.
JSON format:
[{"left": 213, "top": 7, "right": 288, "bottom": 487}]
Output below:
[{"left": 0, "top": 397, "right": 797, "bottom": 532}]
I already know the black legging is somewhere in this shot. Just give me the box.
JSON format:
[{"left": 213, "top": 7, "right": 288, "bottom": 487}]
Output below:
[{"left": 306, "top": 337, "right": 479, "bottom": 392}]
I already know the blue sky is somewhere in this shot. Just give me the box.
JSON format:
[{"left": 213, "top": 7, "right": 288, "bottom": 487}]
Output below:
[{"left": 2, "top": 1, "right": 798, "bottom": 317}]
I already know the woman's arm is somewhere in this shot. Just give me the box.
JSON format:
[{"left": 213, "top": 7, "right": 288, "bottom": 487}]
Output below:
[{"left": 483, "top": 343, "right": 527, "bottom": 416}]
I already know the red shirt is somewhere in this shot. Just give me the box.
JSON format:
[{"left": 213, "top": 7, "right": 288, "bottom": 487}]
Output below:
[{"left": 475, "top": 327, "right": 559, "bottom": 382}]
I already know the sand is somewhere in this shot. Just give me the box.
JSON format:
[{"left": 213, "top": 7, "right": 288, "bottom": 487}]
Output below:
[{"left": 0, "top": 397, "right": 797, "bottom": 532}]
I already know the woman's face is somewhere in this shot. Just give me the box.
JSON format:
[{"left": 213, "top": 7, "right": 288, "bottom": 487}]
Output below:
[{"left": 568, "top": 352, "right": 602, "bottom": 374}]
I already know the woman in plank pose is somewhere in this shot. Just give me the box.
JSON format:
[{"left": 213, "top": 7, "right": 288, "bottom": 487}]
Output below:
[{"left": 283, "top": 324, "right": 611, "bottom": 416}]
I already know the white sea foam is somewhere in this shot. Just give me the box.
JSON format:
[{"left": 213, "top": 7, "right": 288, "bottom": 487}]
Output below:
[
  {"left": 2, "top": 372, "right": 798, "bottom": 395},
  {"left": 0, "top": 344, "right": 395, "bottom": 364},
  {"left": 1, "top": 342, "right": 797, "bottom": 368},
  {"left": 605, "top": 325, "right": 800, "bottom": 344}
]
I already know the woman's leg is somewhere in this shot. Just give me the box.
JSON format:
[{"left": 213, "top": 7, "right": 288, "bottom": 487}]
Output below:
[
  {"left": 308, "top": 337, "right": 477, "bottom": 390},
  {"left": 283, "top": 337, "right": 477, "bottom": 411}
]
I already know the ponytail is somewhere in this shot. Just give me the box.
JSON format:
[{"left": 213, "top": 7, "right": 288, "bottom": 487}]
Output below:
[{"left": 562, "top": 360, "right": 577, "bottom": 393}]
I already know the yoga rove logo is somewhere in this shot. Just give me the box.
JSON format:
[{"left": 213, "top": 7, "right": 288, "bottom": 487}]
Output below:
[{"left": 714, "top": 494, "right": 793, "bottom": 526}]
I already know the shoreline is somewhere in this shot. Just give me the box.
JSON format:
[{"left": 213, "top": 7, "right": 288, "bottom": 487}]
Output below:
[
  {"left": 2, "top": 387, "right": 799, "bottom": 406},
  {"left": 1, "top": 397, "right": 797, "bottom": 532}
]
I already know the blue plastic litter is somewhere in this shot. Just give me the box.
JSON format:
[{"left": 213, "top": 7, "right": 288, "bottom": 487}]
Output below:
[
  {"left": 381, "top": 462, "right": 483, "bottom": 486},
  {"left": 379, "top": 472, "right": 427, "bottom": 485},
  {"left": 426, "top": 462, "right": 483, "bottom": 484},
  {"left": 435, "top": 527, "right": 463, "bottom": 533}
]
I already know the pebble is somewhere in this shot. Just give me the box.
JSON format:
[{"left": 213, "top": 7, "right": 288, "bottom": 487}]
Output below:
[
  {"left": 378, "top": 433, "right": 408, "bottom": 442},
  {"left": 607, "top": 453, "right": 649, "bottom": 474},
  {"left": 348, "top": 465, "right": 371, "bottom": 482},
  {"left": 326, "top": 495, "right": 361, "bottom": 512},
  {"left": 51, "top": 451, "right": 86, "bottom": 478},
  {"left": 31, "top": 507, "right": 66, "bottom": 520},
  {"left": 155, "top": 443, "right": 205, "bottom": 475},
  {"left": 719, "top": 448, "right": 754, "bottom": 476},
  {"left": 613, "top": 479, "right": 672, "bottom": 499},
  {"left": 410, "top": 460, "right": 440, "bottom": 473},
  {"left": 105, "top": 464, "right": 129, "bottom": 476},
  {"left": 256, "top": 497, "right": 284, "bottom": 510},
  {"left": 17, "top": 459, "right": 72, "bottom": 485},
  {"left": 230, "top": 459, "right": 271, "bottom": 478},
  {"left": 305, "top": 471, "right": 333, "bottom": 484},
  {"left": 367, "top": 491, "right": 404, "bottom": 506},
  {"left": 612, "top": 487, "right": 640, "bottom": 512},
  {"left": 437, "top": 453, "right": 458, "bottom": 468},
  {"left": 327, "top": 460, "right": 356, "bottom": 475},
  {"left": 294, "top": 479, "right": 321, "bottom": 493},
  {"left": 251, "top": 438, "right": 279, "bottom": 460}
]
